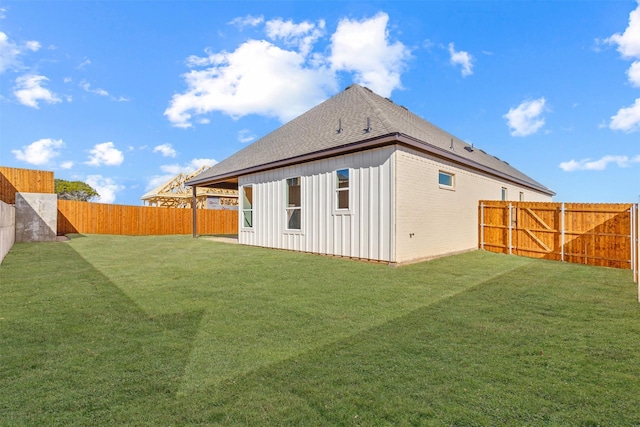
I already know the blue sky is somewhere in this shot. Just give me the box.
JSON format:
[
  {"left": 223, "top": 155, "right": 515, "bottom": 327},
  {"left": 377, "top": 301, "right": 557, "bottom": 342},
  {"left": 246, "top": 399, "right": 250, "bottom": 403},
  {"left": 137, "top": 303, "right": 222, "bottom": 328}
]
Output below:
[{"left": 1, "top": 1, "right": 638, "bottom": 205}]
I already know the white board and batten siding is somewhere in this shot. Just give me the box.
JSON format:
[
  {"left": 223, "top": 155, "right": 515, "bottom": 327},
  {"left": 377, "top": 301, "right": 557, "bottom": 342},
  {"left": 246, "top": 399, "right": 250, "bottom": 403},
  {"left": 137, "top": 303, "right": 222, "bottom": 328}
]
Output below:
[
  {"left": 394, "top": 146, "right": 552, "bottom": 264},
  {"left": 238, "top": 146, "right": 396, "bottom": 262}
]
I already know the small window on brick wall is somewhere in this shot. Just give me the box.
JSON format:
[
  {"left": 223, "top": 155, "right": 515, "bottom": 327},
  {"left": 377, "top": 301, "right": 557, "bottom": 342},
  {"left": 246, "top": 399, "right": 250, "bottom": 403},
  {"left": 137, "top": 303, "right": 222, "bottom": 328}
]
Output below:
[{"left": 438, "top": 171, "right": 454, "bottom": 188}]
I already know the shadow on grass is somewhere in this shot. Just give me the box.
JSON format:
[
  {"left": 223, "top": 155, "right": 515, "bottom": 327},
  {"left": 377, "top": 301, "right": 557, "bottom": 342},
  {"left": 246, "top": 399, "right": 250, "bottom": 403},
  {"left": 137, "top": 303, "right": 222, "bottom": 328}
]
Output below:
[
  {"left": 0, "top": 241, "right": 205, "bottom": 425},
  {"left": 176, "top": 261, "right": 640, "bottom": 426}
]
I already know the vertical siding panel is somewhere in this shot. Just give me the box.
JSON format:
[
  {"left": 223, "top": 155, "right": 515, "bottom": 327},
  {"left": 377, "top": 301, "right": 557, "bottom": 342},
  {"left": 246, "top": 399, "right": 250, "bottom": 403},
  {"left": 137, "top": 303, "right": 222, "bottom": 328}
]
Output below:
[
  {"left": 369, "top": 165, "right": 378, "bottom": 260},
  {"left": 360, "top": 165, "right": 369, "bottom": 259},
  {"left": 378, "top": 155, "right": 386, "bottom": 260},
  {"left": 236, "top": 146, "right": 394, "bottom": 261}
]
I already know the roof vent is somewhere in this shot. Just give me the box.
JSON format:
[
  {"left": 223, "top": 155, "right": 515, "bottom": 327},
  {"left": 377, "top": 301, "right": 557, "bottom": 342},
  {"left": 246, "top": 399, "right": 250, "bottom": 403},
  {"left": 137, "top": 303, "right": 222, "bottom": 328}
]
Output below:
[
  {"left": 464, "top": 146, "right": 474, "bottom": 152},
  {"left": 337, "top": 118, "right": 343, "bottom": 134},
  {"left": 364, "top": 86, "right": 373, "bottom": 93},
  {"left": 364, "top": 117, "right": 372, "bottom": 133},
  {"left": 400, "top": 105, "right": 408, "bottom": 111},
  {"left": 385, "top": 97, "right": 394, "bottom": 104},
  {"left": 449, "top": 138, "right": 455, "bottom": 151}
]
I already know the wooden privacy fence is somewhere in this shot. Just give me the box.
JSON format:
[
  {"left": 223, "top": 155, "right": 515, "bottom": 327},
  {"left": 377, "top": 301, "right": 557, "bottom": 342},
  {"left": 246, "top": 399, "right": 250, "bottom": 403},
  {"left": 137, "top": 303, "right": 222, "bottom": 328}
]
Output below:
[
  {"left": 58, "top": 200, "right": 237, "bottom": 236},
  {"left": 0, "top": 166, "right": 54, "bottom": 204},
  {"left": 479, "top": 201, "right": 638, "bottom": 276}
]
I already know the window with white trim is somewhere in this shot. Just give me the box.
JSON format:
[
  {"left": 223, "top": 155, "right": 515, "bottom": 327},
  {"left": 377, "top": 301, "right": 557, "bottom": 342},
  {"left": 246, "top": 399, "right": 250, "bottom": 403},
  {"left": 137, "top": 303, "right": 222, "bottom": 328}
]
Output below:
[
  {"left": 519, "top": 192, "right": 524, "bottom": 201},
  {"left": 286, "top": 177, "right": 301, "bottom": 230},
  {"left": 438, "top": 171, "right": 454, "bottom": 188},
  {"left": 335, "top": 169, "right": 349, "bottom": 210},
  {"left": 241, "top": 185, "right": 253, "bottom": 228},
  {"left": 501, "top": 187, "right": 508, "bottom": 201}
]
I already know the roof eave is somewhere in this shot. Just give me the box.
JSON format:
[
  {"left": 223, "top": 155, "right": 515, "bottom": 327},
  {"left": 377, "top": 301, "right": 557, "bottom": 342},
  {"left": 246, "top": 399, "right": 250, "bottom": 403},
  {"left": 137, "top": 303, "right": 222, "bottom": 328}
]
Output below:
[
  {"left": 188, "top": 132, "right": 555, "bottom": 197},
  {"left": 395, "top": 134, "right": 555, "bottom": 196}
]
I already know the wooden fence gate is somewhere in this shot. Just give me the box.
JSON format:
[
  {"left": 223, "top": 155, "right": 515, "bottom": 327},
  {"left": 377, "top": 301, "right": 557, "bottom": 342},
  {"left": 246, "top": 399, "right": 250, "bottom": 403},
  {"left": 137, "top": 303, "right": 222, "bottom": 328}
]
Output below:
[{"left": 479, "top": 202, "right": 638, "bottom": 282}]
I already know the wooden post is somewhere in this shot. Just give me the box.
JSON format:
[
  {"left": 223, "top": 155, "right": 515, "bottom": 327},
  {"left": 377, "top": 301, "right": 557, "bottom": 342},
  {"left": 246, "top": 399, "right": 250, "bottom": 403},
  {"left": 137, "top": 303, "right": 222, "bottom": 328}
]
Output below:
[
  {"left": 480, "top": 202, "right": 485, "bottom": 250},
  {"left": 192, "top": 186, "right": 197, "bottom": 238},
  {"left": 561, "top": 203, "right": 565, "bottom": 263},
  {"left": 508, "top": 203, "right": 513, "bottom": 255}
]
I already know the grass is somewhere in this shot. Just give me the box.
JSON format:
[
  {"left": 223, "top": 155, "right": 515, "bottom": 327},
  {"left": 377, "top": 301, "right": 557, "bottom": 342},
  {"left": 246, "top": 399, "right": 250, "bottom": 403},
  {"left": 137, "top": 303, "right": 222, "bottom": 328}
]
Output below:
[{"left": 1, "top": 234, "right": 639, "bottom": 426}]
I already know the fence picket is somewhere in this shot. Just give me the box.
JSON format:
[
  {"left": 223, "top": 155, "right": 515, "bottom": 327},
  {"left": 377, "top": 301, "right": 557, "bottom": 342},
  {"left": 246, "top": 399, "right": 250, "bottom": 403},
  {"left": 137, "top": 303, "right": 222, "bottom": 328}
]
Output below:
[
  {"left": 57, "top": 200, "right": 237, "bottom": 236},
  {"left": 479, "top": 201, "right": 636, "bottom": 270}
]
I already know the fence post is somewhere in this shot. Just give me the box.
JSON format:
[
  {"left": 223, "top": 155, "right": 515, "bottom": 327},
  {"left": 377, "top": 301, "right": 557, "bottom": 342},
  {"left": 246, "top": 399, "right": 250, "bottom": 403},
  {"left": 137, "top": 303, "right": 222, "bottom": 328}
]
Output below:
[
  {"left": 192, "top": 186, "right": 197, "bottom": 238},
  {"left": 508, "top": 203, "right": 513, "bottom": 255},
  {"left": 632, "top": 204, "right": 638, "bottom": 298},
  {"left": 480, "top": 202, "right": 485, "bottom": 250},
  {"left": 561, "top": 203, "right": 565, "bottom": 263}
]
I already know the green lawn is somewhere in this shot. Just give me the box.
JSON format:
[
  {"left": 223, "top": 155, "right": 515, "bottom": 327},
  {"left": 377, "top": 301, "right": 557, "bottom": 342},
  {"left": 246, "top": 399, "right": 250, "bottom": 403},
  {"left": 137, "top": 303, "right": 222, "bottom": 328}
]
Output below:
[{"left": 1, "top": 234, "right": 639, "bottom": 426}]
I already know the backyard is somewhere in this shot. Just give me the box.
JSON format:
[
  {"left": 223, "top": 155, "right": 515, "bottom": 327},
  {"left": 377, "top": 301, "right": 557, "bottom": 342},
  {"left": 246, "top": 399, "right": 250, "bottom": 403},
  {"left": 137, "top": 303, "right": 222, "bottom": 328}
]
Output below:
[{"left": 1, "top": 234, "right": 639, "bottom": 425}]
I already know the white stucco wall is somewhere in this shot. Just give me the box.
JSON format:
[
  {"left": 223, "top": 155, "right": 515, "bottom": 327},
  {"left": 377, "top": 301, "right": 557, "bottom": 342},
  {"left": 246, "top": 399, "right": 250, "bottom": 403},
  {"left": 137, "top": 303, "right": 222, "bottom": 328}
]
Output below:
[
  {"left": 394, "top": 146, "right": 552, "bottom": 264},
  {"left": 239, "top": 146, "right": 395, "bottom": 262}
]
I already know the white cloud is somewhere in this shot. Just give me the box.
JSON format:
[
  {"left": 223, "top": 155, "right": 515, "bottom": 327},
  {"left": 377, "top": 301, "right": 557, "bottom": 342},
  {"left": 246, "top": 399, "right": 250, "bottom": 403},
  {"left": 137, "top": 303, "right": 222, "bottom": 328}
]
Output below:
[
  {"left": 165, "top": 39, "right": 336, "bottom": 127},
  {"left": 11, "top": 138, "right": 63, "bottom": 165},
  {"left": 0, "top": 31, "right": 20, "bottom": 73},
  {"left": 153, "top": 143, "right": 177, "bottom": 158},
  {"left": 77, "top": 58, "right": 91, "bottom": 69},
  {"left": 190, "top": 158, "right": 217, "bottom": 169},
  {"left": 605, "top": 1, "right": 640, "bottom": 59},
  {"left": 166, "top": 13, "right": 410, "bottom": 128},
  {"left": 448, "top": 43, "right": 474, "bottom": 77},
  {"left": 559, "top": 155, "right": 640, "bottom": 171},
  {"left": 80, "top": 81, "right": 109, "bottom": 97},
  {"left": 628, "top": 61, "right": 640, "bottom": 87},
  {"left": 266, "top": 18, "right": 325, "bottom": 56},
  {"left": 24, "top": 40, "right": 40, "bottom": 52},
  {"left": 238, "top": 129, "right": 256, "bottom": 143},
  {"left": 147, "top": 158, "right": 217, "bottom": 190},
  {"left": 229, "top": 14, "right": 264, "bottom": 29},
  {"left": 330, "top": 12, "right": 411, "bottom": 97},
  {"left": 85, "top": 142, "right": 124, "bottom": 166},
  {"left": 610, "top": 98, "right": 640, "bottom": 132},
  {"left": 85, "top": 175, "right": 124, "bottom": 204},
  {"left": 161, "top": 158, "right": 217, "bottom": 175},
  {"left": 14, "top": 74, "right": 61, "bottom": 108},
  {"left": 60, "top": 160, "right": 74, "bottom": 169},
  {"left": 604, "top": 2, "right": 640, "bottom": 127},
  {"left": 503, "top": 98, "right": 547, "bottom": 137},
  {"left": 0, "top": 30, "right": 42, "bottom": 73}
]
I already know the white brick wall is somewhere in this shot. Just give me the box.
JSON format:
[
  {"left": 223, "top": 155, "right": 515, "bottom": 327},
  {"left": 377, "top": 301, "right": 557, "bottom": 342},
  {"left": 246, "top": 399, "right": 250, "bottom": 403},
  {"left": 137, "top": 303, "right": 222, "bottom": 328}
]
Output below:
[{"left": 394, "top": 146, "right": 552, "bottom": 264}]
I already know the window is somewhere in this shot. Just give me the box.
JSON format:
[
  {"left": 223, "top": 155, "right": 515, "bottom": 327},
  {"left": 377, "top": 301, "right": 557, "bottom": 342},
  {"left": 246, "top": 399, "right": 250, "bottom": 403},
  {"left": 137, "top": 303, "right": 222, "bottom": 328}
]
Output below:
[
  {"left": 519, "top": 192, "right": 524, "bottom": 201},
  {"left": 336, "top": 169, "right": 349, "bottom": 210},
  {"left": 438, "top": 171, "right": 454, "bottom": 188},
  {"left": 241, "top": 185, "right": 253, "bottom": 228},
  {"left": 286, "top": 177, "right": 301, "bottom": 230},
  {"left": 501, "top": 187, "right": 508, "bottom": 201}
]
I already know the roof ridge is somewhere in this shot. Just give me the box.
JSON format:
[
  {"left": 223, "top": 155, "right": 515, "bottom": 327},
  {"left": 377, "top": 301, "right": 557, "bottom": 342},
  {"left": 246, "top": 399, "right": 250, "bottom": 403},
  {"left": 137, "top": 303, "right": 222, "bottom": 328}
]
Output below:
[{"left": 351, "top": 84, "right": 398, "bottom": 134}]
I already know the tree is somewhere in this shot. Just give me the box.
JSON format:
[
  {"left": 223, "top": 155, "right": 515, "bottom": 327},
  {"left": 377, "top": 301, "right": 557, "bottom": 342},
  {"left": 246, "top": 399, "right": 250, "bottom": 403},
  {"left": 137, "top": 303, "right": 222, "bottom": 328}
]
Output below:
[{"left": 54, "top": 179, "right": 100, "bottom": 202}]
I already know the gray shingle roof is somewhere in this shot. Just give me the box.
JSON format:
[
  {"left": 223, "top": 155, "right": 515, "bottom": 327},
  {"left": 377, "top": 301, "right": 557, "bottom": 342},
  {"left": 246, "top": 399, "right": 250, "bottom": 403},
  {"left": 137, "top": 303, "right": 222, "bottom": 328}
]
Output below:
[{"left": 188, "top": 84, "right": 553, "bottom": 195}]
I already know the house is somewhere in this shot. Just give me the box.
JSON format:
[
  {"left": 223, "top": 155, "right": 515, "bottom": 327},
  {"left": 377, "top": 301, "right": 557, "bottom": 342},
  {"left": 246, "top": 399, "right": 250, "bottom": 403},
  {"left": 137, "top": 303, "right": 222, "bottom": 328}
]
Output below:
[
  {"left": 187, "top": 84, "right": 554, "bottom": 264},
  {"left": 141, "top": 165, "right": 238, "bottom": 209}
]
